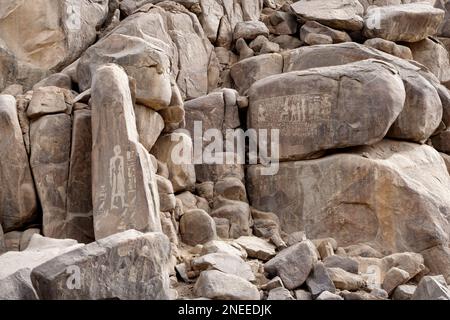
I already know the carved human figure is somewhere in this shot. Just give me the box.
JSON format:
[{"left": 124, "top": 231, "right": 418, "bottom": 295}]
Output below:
[{"left": 110, "top": 145, "right": 126, "bottom": 210}]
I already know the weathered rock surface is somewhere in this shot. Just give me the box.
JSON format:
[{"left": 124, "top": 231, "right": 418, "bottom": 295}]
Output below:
[
  {"left": 283, "top": 42, "right": 444, "bottom": 143},
  {"left": 191, "top": 252, "right": 255, "bottom": 281},
  {"left": 0, "top": 225, "right": 5, "bottom": 254},
  {"left": 211, "top": 200, "right": 252, "bottom": 238},
  {"left": 363, "top": 4, "right": 445, "bottom": 42},
  {"left": 98, "top": 2, "right": 219, "bottom": 100},
  {"left": 66, "top": 109, "right": 94, "bottom": 243},
  {"left": 0, "top": 0, "right": 109, "bottom": 90},
  {"left": 327, "top": 267, "right": 366, "bottom": 291},
  {"left": 91, "top": 64, "right": 161, "bottom": 240},
  {"left": 235, "top": 236, "right": 276, "bottom": 261},
  {"left": 30, "top": 113, "right": 71, "bottom": 239},
  {"left": 421, "top": 245, "right": 450, "bottom": 280},
  {"left": 411, "top": 275, "right": 450, "bottom": 300},
  {"left": 300, "top": 21, "right": 352, "bottom": 44},
  {"left": 0, "top": 234, "right": 82, "bottom": 299},
  {"left": 201, "top": 240, "right": 247, "bottom": 259},
  {"left": 306, "top": 262, "right": 336, "bottom": 298},
  {"left": 198, "top": 0, "right": 263, "bottom": 47},
  {"left": 77, "top": 34, "right": 173, "bottom": 110},
  {"left": 248, "top": 140, "right": 450, "bottom": 253},
  {"left": 264, "top": 240, "right": 318, "bottom": 290},
  {"left": 135, "top": 104, "right": 165, "bottom": 152},
  {"left": 392, "top": 284, "right": 416, "bottom": 300},
  {"left": 407, "top": 37, "right": 450, "bottom": 84},
  {"left": 31, "top": 230, "right": 171, "bottom": 300},
  {"left": 267, "top": 287, "right": 294, "bottom": 300},
  {"left": 180, "top": 209, "right": 217, "bottom": 245},
  {"left": 364, "top": 38, "right": 413, "bottom": 60},
  {"left": 151, "top": 133, "right": 196, "bottom": 193},
  {"left": 0, "top": 268, "right": 38, "bottom": 300},
  {"left": 0, "top": 94, "right": 37, "bottom": 232},
  {"left": 382, "top": 267, "right": 410, "bottom": 295},
  {"left": 230, "top": 53, "right": 283, "bottom": 94},
  {"left": 316, "top": 291, "right": 344, "bottom": 300},
  {"left": 291, "top": 0, "right": 364, "bottom": 31},
  {"left": 193, "top": 270, "right": 260, "bottom": 300},
  {"left": 323, "top": 255, "right": 359, "bottom": 274},
  {"left": 248, "top": 59, "right": 406, "bottom": 161}
]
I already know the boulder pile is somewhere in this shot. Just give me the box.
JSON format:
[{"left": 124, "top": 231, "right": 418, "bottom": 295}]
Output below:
[{"left": 1, "top": 0, "right": 450, "bottom": 300}]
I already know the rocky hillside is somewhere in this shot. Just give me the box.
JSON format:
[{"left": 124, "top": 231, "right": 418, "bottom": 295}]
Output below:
[{"left": 1, "top": 0, "right": 450, "bottom": 300}]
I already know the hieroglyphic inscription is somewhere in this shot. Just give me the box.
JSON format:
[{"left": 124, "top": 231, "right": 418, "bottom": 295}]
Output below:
[{"left": 255, "top": 94, "right": 333, "bottom": 132}]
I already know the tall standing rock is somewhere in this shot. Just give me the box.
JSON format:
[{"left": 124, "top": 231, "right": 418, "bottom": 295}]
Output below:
[
  {"left": 91, "top": 64, "right": 161, "bottom": 240},
  {"left": 66, "top": 108, "right": 94, "bottom": 243},
  {"left": 0, "top": 94, "right": 37, "bottom": 232},
  {"left": 30, "top": 113, "right": 71, "bottom": 238}
]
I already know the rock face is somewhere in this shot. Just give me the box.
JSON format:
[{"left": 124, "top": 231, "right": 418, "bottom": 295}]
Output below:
[
  {"left": 0, "top": 0, "right": 109, "bottom": 90},
  {"left": 363, "top": 4, "right": 445, "bottom": 42},
  {"left": 31, "top": 230, "right": 171, "bottom": 300},
  {"left": 291, "top": 0, "right": 364, "bottom": 31},
  {"left": 248, "top": 59, "right": 406, "bottom": 161},
  {"left": 0, "top": 95, "right": 37, "bottom": 232},
  {"left": 91, "top": 64, "right": 161, "bottom": 240},
  {"left": 248, "top": 140, "right": 450, "bottom": 253}
]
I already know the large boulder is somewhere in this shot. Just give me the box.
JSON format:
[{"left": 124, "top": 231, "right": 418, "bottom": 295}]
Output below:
[
  {"left": 30, "top": 113, "right": 71, "bottom": 239},
  {"left": 180, "top": 209, "right": 217, "bottom": 245},
  {"left": 230, "top": 53, "right": 283, "bottom": 94},
  {"left": 363, "top": 4, "right": 445, "bottom": 42},
  {"left": 91, "top": 64, "right": 161, "bottom": 240},
  {"left": 247, "top": 140, "right": 450, "bottom": 253},
  {"left": 31, "top": 230, "right": 171, "bottom": 300},
  {"left": 291, "top": 0, "right": 364, "bottom": 31},
  {"left": 77, "top": 34, "right": 173, "bottom": 110},
  {"left": 194, "top": 270, "right": 260, "bottom": 300},
  {"left": 191, "top": 252, "right": 255, "bottom": 281},
  {"left": 0, "top": 234, "right": 82, "bottom": 299},
  {"left": 407, "top": 37, "right": 450, "bottom": 84},
  {"left": 282, "top": 42, "right": 444, "bottom": 143},
  {"left": 411, "top": 275, "right": 450, "bottom": 300},
  {"left": 0, "top": 95, "right": 37, "bottom": 232},
  {"left": 264, "top": 240, "right": 319, "bottom": 290},
  {"left": 89, "top": 2, "right": 219, "bottom": 100},
  {"left": 248, "top": 59, "right": 406, "bottom": 161},
  {"left": 0, "top": 0, "right": 109, "bottom": 90}
]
